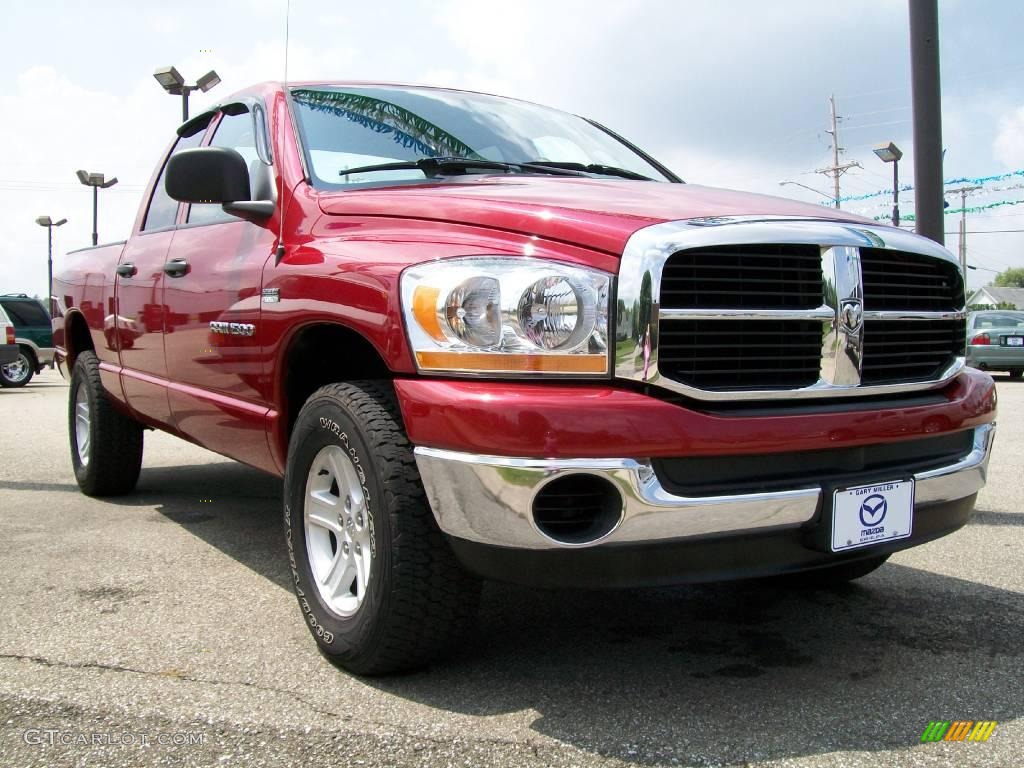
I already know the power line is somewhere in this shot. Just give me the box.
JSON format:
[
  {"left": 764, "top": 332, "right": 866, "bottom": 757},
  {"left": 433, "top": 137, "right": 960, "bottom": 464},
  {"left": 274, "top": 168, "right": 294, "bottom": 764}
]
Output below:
[
  {"left": 944, "top": 229, "right": 1024, "bottom": 234},
  {"left": 840, "top": 119, "right": 912, "bottom": 132},
  {"left": 843, "top": 105, "right": 912, "bottom": 120}
]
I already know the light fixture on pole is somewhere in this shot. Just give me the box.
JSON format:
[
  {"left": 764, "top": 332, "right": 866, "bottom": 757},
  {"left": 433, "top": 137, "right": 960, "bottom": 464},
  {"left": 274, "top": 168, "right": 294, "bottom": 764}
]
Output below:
[
  {"left": 35, "top": 215, "right": 67, "bottom": 312},
  {"left": 873, "top": 142, "right": 904, "bottom": 227},
  {"left": 76, "top": 170, "right": 118, "bottom": 246},
  {"left": 778, "top": 180, "right": 836, "bottom": 205},
  {"left": 153, "top": 66, "right": 221, "bottom": 122}
]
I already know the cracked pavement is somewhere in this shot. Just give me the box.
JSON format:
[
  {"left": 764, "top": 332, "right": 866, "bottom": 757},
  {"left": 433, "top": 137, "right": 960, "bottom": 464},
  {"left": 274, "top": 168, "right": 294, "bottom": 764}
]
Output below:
[{"left": 0, "top": 370, "right": 1021, "bottom": 767}]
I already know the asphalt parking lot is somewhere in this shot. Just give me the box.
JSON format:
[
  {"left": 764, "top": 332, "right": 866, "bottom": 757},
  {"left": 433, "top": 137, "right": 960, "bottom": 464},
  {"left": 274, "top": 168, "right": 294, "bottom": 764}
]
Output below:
[{"left": 0, "top": 370, "right": 1021, "bottom": 768}]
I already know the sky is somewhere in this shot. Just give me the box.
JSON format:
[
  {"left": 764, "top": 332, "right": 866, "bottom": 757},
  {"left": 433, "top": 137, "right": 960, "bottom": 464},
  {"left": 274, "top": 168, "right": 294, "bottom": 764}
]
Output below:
[{"left": 1, "top": 0, "right": 1022, "bottom": 297}]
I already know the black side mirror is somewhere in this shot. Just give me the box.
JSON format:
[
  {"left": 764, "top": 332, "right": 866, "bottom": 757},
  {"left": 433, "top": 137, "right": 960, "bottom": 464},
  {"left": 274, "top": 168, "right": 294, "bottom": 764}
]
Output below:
[
  {"left": 165, "top": 147, "right": 274, "bottom": 218},
  {"left": 166, "top": 147, "right": 250, "bottom": 204}
]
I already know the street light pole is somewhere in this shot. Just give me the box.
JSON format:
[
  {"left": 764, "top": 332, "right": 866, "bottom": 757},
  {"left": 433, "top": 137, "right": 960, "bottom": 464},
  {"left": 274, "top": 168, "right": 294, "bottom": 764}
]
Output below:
[
  {"left": 35, "top": 216, "right": 67, "bottom": 309},
  {"left": 76, "top": 170, "right": 118, "bottom": 246},
  {"left": 873, "top": 142, "right": 903, "bottom": 227},
  {"left": 892, "top": 158, "right": 900, "bottom": 227}
]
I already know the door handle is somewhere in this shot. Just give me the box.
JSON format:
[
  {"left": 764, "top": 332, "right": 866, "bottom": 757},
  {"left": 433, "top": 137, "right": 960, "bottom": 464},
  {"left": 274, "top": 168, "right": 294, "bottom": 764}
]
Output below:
[
  {"left": 163, "top": 258, "right": 190, "bottom": 278},
  {"left": 115, "top": 262, "right": 137, "bottom": 278}
]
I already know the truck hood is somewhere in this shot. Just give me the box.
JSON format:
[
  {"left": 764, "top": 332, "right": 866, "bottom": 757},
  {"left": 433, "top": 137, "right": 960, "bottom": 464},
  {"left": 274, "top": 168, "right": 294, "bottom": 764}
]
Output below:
[{"left": 316, "top": 176, "right": 875, "bottom": 255}]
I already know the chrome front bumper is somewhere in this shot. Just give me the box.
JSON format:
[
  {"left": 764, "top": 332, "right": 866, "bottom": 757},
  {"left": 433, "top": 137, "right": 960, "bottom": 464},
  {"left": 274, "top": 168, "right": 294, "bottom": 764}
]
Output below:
[{"left": 414, "top": 424, "right": 995, "bottom": 550}]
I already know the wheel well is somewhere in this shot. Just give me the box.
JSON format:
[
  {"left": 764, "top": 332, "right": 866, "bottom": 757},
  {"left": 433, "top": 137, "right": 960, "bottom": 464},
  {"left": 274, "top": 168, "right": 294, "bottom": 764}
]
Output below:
[
  {"left": 17, "top": 343, "right": 37, "bottom": 366},
  {"left": 282, "top": 324, "right": 393, "bottom": 442},
  {"left": 66, "top": 312, "right": 95, "bottom": 367}
]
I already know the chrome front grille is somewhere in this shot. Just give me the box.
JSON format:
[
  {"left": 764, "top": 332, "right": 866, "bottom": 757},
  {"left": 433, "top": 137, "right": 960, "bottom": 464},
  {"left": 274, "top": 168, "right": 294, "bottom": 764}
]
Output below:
[{"left": 614, "top": 218, "right": 967, "bottom": 401}]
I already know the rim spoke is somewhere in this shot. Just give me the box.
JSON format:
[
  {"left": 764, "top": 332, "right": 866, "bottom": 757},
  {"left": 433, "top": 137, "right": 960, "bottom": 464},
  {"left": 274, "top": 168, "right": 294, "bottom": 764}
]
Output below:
[
  {"left": 306, "top": 492, "right": 342, "bottom": 534},
  {"left": 324, "top": 549, "right": 356, "bottom": 597},
  {"left": 327, "top": 451, "right": 350, "bottom": 491},
  {"left": 354, "top": 550, "right": 370, "bottom": 597}
]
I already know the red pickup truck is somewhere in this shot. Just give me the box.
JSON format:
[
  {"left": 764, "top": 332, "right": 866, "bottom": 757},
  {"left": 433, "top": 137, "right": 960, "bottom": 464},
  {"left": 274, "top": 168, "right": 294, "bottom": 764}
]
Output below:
[{"left": 54, "top": 82, "right": 996, "bottom": 674}]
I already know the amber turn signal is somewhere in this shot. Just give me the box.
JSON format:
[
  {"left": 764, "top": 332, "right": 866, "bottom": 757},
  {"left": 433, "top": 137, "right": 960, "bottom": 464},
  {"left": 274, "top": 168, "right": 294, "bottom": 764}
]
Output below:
[{"left": 415, "top": 351, "right": 607, "bottom": 374}]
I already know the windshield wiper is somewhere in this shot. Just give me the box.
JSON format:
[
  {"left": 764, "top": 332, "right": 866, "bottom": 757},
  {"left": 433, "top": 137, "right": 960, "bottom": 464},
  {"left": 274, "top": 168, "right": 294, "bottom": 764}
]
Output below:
[
  {"left": 339, "top": 156, "right": 586, "bottom": 179},
  {"left": 520, "top": 161, "right": 653, "bottom": 181}
]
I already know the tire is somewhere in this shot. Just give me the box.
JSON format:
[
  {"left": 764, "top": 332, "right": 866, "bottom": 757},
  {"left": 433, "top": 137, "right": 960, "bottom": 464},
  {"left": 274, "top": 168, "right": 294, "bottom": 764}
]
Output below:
[
  {"left": 69, "top": 351, "right": 144, "bottom": 496},
  {"left": 1008, "top": 368, "right": 1023, "bottom": 380},
  {"left": 284, "top": 381, "right": 480, "bottom": 675},
  {"left": 0, "top": 348, "right": 35, "bottom": 387},
  {"left": 771, "top": 554, "right": 890, "bottom": 588}
]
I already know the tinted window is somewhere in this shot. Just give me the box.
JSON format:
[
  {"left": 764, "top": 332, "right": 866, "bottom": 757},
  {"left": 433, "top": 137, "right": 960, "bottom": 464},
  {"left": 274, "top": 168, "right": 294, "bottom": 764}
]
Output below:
[
  {"left": 1, "top": 299, "right": 50, "bottom": 326},
  {"left": 187, "top": 111, "right": 260, "bottom": 225},
  {"left": 142, "top": 130, "right": 205, "bottom": 231},
  {"left": 290, "top": 86, "right": 674, "bottom": 188}
]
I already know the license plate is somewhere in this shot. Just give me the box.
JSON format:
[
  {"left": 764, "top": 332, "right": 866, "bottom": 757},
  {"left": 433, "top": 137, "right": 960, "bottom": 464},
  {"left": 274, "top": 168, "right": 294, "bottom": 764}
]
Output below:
[
  {"left": 1004, "top": 336, "right": 1023, "bottom": 347},
  {"left": 831, "top": 480, "right": 914, "bottom": 552}
]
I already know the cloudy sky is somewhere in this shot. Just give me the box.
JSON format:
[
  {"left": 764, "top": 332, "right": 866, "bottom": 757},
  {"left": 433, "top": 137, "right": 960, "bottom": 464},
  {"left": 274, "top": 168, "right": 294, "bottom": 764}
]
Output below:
[{"left": 2, "top": 0, "right": 1022, "bottom": 296}]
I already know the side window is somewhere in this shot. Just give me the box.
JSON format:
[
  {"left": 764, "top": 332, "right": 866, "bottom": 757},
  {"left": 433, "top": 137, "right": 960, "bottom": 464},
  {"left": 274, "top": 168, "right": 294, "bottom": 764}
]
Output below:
[
  {"left": 1, "top": 300, "right": 49, "bottom": 327},
  {"left": 187, "top": 111, "right": 261, "bottom": 225},
  {"left": 142, "top": 131, "right": 205, "bottom": 232}
]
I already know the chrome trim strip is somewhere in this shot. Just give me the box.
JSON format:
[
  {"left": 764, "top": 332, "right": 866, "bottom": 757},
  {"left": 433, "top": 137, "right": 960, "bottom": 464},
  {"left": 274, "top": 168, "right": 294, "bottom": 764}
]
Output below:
[
  {"left": 615, "top": 216, "right": 966, "bottom": 401},
  {"left": 824, "top": 245, "right": 864, "bottom": 386},
  {"left": 863, "top": 310, "right": 968, "bottom": 321},
  {"left": 660, "top": 307, "right": 835, "bottom": 321},
  {"left": 414, "top": 424, "right": 993, "bottom": 551}
]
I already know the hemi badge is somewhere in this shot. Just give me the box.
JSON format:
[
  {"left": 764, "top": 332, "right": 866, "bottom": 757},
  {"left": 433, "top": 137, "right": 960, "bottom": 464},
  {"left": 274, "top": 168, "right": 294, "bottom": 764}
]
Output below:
[{"left": 261, "top": 288, "right": 280, "bottom": 303}]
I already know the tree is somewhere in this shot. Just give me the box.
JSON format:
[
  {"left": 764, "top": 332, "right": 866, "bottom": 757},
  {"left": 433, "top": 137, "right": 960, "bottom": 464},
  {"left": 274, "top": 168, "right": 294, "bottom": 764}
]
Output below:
[{"left": 994, "top": 268, "right": 1024, "bottom": 287}]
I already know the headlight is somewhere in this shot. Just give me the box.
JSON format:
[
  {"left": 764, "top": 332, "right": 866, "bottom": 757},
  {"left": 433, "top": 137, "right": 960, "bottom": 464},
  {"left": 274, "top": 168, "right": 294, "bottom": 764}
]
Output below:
[{"left": 401, "top": 257, "right": 611, "bottom": 375}]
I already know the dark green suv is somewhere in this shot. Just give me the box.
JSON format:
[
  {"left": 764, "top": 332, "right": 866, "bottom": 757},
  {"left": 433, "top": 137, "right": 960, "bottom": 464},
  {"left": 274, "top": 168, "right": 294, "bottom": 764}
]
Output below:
[{"left": 0, "top": 294, "right": 53, "bottom": 387}]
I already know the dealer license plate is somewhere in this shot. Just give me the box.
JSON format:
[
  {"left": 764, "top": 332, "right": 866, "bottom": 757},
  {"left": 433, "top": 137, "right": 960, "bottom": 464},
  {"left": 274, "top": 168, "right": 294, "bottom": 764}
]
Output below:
[
  {"left": 1004, "top": 336, "right": 1023, "bottom": 346},
  {"left": 831, "top": 480, "right": 914, "bottom": 552}
]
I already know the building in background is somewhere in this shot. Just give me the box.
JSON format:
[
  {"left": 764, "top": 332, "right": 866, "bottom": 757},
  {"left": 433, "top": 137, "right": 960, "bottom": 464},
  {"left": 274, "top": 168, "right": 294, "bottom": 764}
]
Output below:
[{"left": 967, "top": 287, "right": 1024, "bottom": 310}]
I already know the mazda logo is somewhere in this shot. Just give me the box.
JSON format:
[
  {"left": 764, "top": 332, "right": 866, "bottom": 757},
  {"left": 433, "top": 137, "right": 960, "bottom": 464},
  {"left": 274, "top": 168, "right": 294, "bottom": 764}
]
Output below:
[{"left": 859, "top": 494, "right": 888, "bottom": 527}]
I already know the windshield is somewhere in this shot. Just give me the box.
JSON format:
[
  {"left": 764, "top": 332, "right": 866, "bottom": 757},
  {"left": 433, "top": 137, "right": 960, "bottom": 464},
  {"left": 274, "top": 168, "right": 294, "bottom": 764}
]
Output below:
[{"left": 290, "top": 85, "right": 676, "bottom": 188}]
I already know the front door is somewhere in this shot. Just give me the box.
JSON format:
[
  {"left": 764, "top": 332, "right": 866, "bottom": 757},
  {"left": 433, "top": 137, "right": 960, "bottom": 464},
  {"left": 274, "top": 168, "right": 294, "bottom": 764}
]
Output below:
[{"left": 162, "top": 108, "right": 279, "bottom": 472}]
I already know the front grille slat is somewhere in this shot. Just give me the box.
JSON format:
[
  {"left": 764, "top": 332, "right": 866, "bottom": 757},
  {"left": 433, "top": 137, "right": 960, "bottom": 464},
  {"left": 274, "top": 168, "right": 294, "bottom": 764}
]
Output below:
[
  {"left": 654, "top": 242, "right": 964, "bottom": 395},
  {"left": 860, "top": 248, "right": 963, "bottom": 311},
  {"left": 656, "top": 318, "right": 821, "bottom": 390},
  {"left": 660, "top": 244, "right": 823, "bottom": 312},
  {"left": 861, "top": 319, "right": 964, "bottom": 385}
]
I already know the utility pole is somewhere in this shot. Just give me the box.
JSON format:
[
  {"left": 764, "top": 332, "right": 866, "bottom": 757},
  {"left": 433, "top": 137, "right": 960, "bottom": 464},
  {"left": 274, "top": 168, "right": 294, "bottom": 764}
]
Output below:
[
  {"left": 816, "top": 95, "right": 861, "bottom": 208},
  {"left": 950, "top": 185, "right": 980, "bottom": 275},
  {"left": 909, "top": 0, "right": 944, "bottom": 245}
]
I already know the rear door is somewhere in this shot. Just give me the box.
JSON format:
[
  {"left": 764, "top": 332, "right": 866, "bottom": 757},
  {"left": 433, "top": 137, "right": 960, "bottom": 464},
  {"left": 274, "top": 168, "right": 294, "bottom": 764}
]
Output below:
[
  {"left": 115, "top": 129, "right": 204, "bottom": 426},
  {"left": 162, "top": 106, "right": 279, "bottom": 471}
]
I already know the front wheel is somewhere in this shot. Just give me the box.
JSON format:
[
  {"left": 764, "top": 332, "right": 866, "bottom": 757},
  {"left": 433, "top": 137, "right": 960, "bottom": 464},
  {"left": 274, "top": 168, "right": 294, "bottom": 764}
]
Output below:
[
  {"left": 69, "top": 351, "right": 144, "bottom": 496},
  {"left": 284, "top": 381, "right": 480, "bottom": 675},
  {"left": 0, "top": 349, "right": 34, "bottom": 387},
  {"left": 1008, "top": 368, "right": 1023, "bottom": 380}
]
